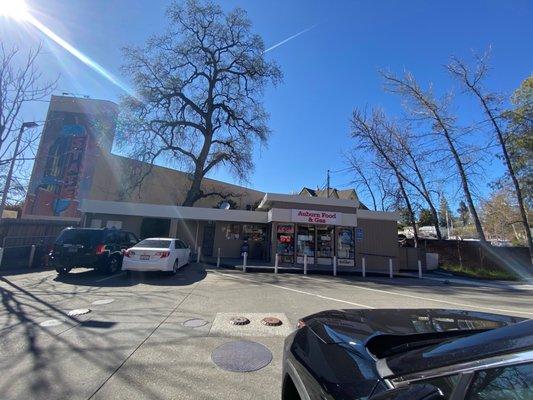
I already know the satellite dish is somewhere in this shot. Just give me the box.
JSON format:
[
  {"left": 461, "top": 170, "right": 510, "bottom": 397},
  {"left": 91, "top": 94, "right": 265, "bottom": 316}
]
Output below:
[{"left": 219, "top": 201, "right": 231, "bottom": 210}]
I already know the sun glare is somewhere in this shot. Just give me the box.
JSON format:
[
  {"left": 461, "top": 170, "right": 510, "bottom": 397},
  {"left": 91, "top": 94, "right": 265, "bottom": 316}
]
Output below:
[{"left": 0, "top": 0, "right": 29, "bottom": 21}]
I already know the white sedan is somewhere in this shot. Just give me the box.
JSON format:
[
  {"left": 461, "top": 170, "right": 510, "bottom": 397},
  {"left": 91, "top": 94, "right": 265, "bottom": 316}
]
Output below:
[{"left": 122, "top": 238, "right": 191, "bottom": 274}]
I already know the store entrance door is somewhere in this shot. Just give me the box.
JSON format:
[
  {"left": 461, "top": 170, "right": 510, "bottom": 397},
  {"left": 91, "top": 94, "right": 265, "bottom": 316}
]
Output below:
[
  {"left": 296, "top": 225, "right": 315, "bottom": 264},
  {"left": 316, "top": 226, "right": 334, "bottom": 266}
]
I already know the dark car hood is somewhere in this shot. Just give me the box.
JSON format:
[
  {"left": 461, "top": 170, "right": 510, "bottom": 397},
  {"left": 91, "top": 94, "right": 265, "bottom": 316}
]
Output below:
[{"left": 304, "top": 309, "right": 522, "bottom": 346}]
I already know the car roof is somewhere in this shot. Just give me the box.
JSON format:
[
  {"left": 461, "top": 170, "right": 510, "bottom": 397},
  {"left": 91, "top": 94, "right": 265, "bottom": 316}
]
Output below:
[
  {"left": 379, "top": 319, "right": 533, "bottom": 378},
  {"left": 140, "top": 237, "right": 174, "bottom": 240}
]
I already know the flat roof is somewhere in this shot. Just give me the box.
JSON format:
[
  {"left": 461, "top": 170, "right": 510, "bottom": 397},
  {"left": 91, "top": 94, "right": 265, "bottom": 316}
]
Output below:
[
  {"left": 257, "top": 192, "right": 359, "bottom": 210},
  {"left": 80, "top": 199, "right": 268, "bottom": 223},
  {"left": 80, "top": 199, "right": 399, "bottom": 223}
]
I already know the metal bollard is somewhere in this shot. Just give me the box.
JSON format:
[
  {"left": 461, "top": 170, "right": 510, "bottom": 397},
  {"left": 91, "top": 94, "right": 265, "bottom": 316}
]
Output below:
[
  {"left": 28, "top": 245, "right": 36, "bottom": 268},
  {"left": 217, "top": 248, "right": 221, "bottom": 268},
  {"left": 196, "top": 246, "right": 201, "bottom": 263},
  {"left": 274, "top": 253, "right": 279, "bottom": 274},
  {"left": 418, "top": 259, "right": 422, "bottom": 278},
  {"left": 362, "top": 257, "right": 366, "bottom": 277},
  {"left": 304, "top": 254, "right": 308, "bottom": 275},
  {"left": 0, "top": 247, "right": 3, "bottom": 268},
  {"left": 389, "top": 258, "right": 393, "bottom": 278},
  {"left": 243, "top": 252, "right": 247, "bottom": 272},
  {"left": 333, "top": 256, "right": 337, "bottom": 276}
]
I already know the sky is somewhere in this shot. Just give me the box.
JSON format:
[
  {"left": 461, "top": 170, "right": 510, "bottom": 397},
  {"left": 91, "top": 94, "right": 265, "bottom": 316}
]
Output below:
[{"left": 1, "top": 0, "right": 532, "bottom": 209}]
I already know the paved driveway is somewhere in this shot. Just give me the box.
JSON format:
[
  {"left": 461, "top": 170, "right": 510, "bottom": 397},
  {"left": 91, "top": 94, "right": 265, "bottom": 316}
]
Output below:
[{"left": 1, "top": 264, "right": 532, "bottom": 399}]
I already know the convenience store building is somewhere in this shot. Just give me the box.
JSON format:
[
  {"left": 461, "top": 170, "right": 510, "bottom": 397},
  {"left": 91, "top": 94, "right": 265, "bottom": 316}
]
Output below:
[{"left": 79, "top": 192, "right": 399, "bottom": 273}]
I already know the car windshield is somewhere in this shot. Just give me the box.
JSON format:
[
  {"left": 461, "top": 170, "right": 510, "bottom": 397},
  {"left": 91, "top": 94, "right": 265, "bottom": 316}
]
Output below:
[
  {"left": 134, "top": 239, "right": 171, "bottom": 249},
  {"left": 55, "top": 230, "right": 101, "bottom": 246}
]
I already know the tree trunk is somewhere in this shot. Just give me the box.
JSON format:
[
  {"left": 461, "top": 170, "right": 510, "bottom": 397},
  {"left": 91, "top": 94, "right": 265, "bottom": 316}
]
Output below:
[
  {"left": 475, "top": 94, "right": 533, "bottom": 263},
  {"left": 182, "top": 131, "right": 213, "bottom": 207},
  {"left": 438, "top": 123, "right": 486, "bottom": 242},
  {"left": 396, "top": 173, "right": 419, "bottom": 247}
]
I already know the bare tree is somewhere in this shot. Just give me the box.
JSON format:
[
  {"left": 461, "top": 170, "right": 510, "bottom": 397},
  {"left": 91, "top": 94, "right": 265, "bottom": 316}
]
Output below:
[
  {"left": 351, "top": 108, "right": 420, "bottom": 246},
  {"left": 0, "top": 42, "right": 56, "bottom": 207},
  {"left": 447, "top": 53, "right": 532, "bottom": 260},
  {"left": 381, "top": 71, "right": 487, "bottom": 242},
  {"left": 386, "top": 123, "right": 443, "bottom": 239},
  {"left": 117, "top": 0, "right": 281, "bottom": 206}
]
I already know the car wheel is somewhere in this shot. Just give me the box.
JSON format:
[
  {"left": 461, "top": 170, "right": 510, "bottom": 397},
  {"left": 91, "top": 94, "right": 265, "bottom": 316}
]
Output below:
[
  {"left": 56, "top": 267, "right": 71, "bottom": 276},
  {"left": 106, "top": 256, "right": 120, "bottom": 274},
  {"left": 169, "top": 260, "right": 178, "bottom": 276}
]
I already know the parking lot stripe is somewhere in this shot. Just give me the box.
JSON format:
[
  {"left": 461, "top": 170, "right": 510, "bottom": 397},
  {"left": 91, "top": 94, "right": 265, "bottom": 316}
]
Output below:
[
  {"left": 214, "top": 271, "right": 374, "bottom": 309},
  {"left": 302, "top": 275, "right": 533, "bottom": 317}
]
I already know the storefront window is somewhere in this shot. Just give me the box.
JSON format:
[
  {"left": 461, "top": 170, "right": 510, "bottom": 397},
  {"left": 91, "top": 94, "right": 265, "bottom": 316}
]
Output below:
[
  {"left": 225, "top": 224, "right": 241, "bottom": 240},
  {"left": 243, "top": 224, "right": 266, "bottom": 242},
  {"left": 316, "top": 226, "right": 334, "bottom": 265},
  {"left": 276, "top": 224, "right": 294, "bottom": 263},
  {"left": 297, "top": 225, "right": 315, "bottom": 264},
  {"left": 337, "top": 227, "right": 355, "bottom": 266}
]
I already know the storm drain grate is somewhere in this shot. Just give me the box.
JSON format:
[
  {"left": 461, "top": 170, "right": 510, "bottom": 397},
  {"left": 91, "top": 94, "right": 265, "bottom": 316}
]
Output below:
[
  {"left": 68, "top": 308, "right": 91, "bottom": 317},
  {"left": 229, "top": 316, "right": 250, "bottom": 326},
  {"left": 211, "top": 340, "right": 272, "bottom": 372},
  {"left": 261, "top": 317, "right": 282, "bottom": 326},
  {"left": 39, "top": 319, "right": 63, "bottom": 327},
  {"left": 91, "top": 299, "right": 114, "bottom": 305},
  {"left": 183, "top": 318, "right": 209, "bottom": 328}
]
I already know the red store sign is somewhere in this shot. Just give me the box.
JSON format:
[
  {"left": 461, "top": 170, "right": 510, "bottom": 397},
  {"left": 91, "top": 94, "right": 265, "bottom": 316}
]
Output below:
[{"left": 291, "top": 209, "right": 340, "bottom": 225}]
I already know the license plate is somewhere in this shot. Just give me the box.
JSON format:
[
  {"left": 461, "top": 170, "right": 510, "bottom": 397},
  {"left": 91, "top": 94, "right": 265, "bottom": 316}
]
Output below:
[
  {"left": 68, "top": 247, "right": 77, "bottom": 253},
  {"left": 140, "top": 255, "right": 150, "bottom": 260}
]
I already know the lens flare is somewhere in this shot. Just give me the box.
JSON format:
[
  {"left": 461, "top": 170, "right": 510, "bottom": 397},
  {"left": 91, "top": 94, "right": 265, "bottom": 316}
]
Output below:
[
  {"left": 0, "top": 0, "right": 29, "bottom": 21},
  {"left": 2, "top": 0, "right": 136, "bottom": 97}
]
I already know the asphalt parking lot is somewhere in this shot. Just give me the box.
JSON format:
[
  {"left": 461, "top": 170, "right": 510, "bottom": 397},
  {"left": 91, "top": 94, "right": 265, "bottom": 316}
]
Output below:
[{"left": 1, "top": 263, "right": 532, "bottom": 400}]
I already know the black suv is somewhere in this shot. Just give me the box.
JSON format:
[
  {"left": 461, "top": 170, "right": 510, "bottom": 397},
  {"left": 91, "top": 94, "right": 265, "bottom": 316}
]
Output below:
[{"left": 49, "top": 227, "right": 139, "bottom": 275}]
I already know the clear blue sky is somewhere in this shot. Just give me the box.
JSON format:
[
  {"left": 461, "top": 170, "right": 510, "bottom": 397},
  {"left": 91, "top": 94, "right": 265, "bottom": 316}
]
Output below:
[{"left": 2, "top": 0, "right": 532, "bottom": 206}]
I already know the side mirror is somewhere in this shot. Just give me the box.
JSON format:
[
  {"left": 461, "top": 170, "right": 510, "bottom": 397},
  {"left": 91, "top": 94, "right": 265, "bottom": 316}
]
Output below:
[{"left": 370, "top": 384, "right": 444, "bottom": 400}]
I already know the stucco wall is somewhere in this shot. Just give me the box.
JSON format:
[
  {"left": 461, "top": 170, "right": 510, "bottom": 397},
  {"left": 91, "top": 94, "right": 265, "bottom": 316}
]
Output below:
[
  {"left": 355, "top": 218, "right": 399, "bottom": 272},
  {"left": 88, "top": 154, "right": 265, "bottom": 210}
]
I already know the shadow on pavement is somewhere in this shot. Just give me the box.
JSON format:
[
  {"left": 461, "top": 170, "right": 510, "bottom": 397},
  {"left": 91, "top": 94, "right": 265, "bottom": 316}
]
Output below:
[{"left": 53, "top": 263, "right": 207, "bottom": 288}]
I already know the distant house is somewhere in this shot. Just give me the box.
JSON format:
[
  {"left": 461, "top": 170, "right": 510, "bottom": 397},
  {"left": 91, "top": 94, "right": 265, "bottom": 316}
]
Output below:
[{"left": 299, "top": 187, "right": 368, "bottom": 209}]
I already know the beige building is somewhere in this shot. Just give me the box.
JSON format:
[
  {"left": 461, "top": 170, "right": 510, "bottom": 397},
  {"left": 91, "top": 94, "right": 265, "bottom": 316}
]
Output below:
[{"left": 24, "top": 95, "right": 400, "bottom": 272}]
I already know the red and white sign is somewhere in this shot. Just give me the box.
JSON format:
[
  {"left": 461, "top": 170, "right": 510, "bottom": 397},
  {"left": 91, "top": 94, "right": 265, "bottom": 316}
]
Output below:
[{"left": 291, "top": 209, "right": 340, "bottom": 225}]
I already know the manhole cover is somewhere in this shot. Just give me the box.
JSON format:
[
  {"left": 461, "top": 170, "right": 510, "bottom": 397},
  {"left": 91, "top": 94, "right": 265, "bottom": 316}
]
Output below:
[
  {"left": 183, "top": 318, "right": 209, "bottom": 328},
  {"left": 261, "top": 317, "right": 282, "bottom": 326},
  {"left": 39, "top": 319, "right": 63, "bottom": 327},
  {"left": 91, "top": 299, "right": 114, "bottom": 305},
  {"left": 229, "top": 316, "right": 250, "bottom": 326},
  {"left": 68, "top": 308, "right": 91, "bottom": 317},
  {"left": 211, "top": 340, "right": 272, "bottom": 372}
]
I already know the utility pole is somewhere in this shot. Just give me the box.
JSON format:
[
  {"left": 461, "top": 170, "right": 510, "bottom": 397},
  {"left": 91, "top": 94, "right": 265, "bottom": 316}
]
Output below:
[
  {"left": 0, "top": 121, "right": 38, "bottom": 219},
  {"left": 326, "top": 169, "right": 330, "bottom": 198}
]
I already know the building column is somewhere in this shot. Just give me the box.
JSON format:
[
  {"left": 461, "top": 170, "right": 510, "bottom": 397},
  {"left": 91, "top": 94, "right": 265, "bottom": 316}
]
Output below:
[{"left": 169, "top": 218, "right": 178, "bottom": 238}]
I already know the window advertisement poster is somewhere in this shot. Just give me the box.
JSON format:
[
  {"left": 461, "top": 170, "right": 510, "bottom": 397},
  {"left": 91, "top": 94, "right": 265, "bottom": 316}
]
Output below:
[
  {"left": 276, "top": 224, "right": 294, "bottom": 263},
  {"left": 356, "top": 227, "right": 364, "bottom": 241},
  {"left": 296, "top": 225, "right": 315, "bottom": 264},
  {"left": 337, "top": 227, "right": 355, "bottom": 266}
]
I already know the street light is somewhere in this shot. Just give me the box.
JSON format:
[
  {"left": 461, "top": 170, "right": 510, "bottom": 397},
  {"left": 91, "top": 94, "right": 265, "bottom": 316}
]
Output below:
[{"left": 0, "top": 121, "right": 39, "bottom": 218}]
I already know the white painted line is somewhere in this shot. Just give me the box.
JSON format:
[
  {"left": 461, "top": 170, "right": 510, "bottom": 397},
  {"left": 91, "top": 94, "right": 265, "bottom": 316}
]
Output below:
[
  {"left": 215, "top": 271, "right": 374, "bottom": 309},
  {"left": 94, "top": 272, "right": 125, "bottom": 283},
  {"left": 302, "top": 275, "right": 533, "bottom": 317}
]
